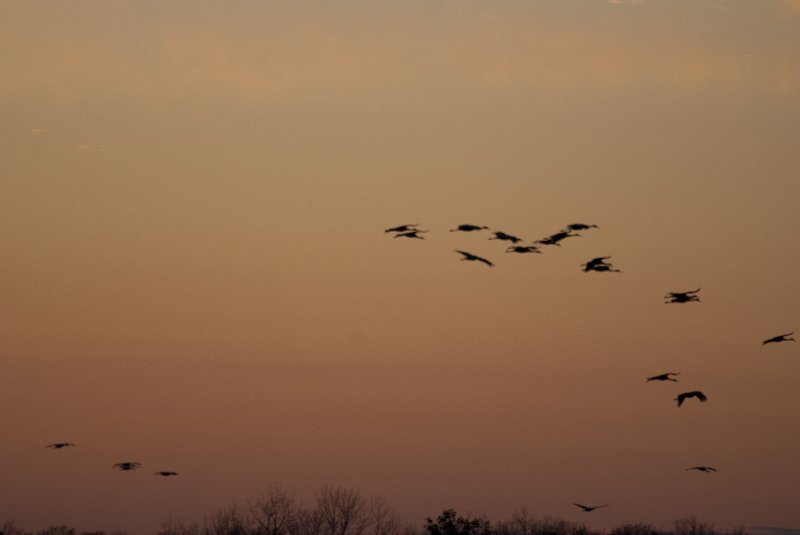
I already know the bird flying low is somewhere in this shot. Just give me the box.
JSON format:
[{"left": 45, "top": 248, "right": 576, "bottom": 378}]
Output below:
[
  {"left": 450, "top": 224, "right": 489, "bottom": 232},
  {"left": 687, "top": 466, "right": 718, "bottom": 473},
  {"left": 536, "top": 230, "right": 580, "bottom": 247},
  {"left": 666, "top": 288, "right": 701, "bottom": 303},
  {"left": 455, "top": 250, "right": 494, "bottom": 267},
  {"left": 646, "top": 372, "right": 680, "bottom": 382},
  {"left": 585, "top": 264, "right": 621, "bottom": 273},
  {"left": 506, "top": 245, "right": 542, "bottom": 254},
  {"left": 45, "top": 443, "right": 76, "bottom": 449},
  {"left": 113, "top": 462, "right": 141, "bottom": 471},
  {"left": 675, "top": 390, "right": 707, "bottom": 407},
  {"left": 762, "top": 332, "right": 795, "bottom": 345},
  {"left": 489, "top": 231, "right": 523, "bottom": 243},
  {"left": 581, "top": 256, "right": 621, "bottom": 273},
  {"left": 582, "top": 256, "right": 611, "bottom": 269},
  {"left": 393, "top": 230, "right": 428, "bottom": 240},
  {"left": 155, "top": 471, "right": 178, "bottom": 477},
  {"left": 573, "top": 503, "right": 608, "bottom": 512},
  {"left": 384, "top": 224, "right": 419, "bottom": 233},
  {"left": 564, "top": 223, "right": 598, "bottom": 232}
]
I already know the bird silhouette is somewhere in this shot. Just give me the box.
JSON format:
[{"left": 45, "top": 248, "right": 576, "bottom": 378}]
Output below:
[
  {"left": 384, "top": 224, "right": 419, "bottom": 233},
  {"left": 687, "top": 466, "right": 718, "bottom": 473},
  {"left": 455, "top": 250, "right": 494, "bottom": 267},
  {"left": 762, "top": 332, "right": 795, "bottom": 345},
  {"left": 155, "top": 471, "right": 178, "bottom": 477},
  {"left": 573, "top": 503, "right": 608, "bottom": 512},
  {"left": 489, "top": 231, "right": 523, "bottom": 243},
  {"left": 564, "top": 223, "right": 598, "bottom": 231},
  {"left": 666, "top": 288, "right": 701, "bottom": 303},
  {"left": 450, "top": 224, "right": 489, "bottom": 232},
  {"left": 506, "top": 245, "right": 542, "bottom": 254},
  {"left": 393, "top": 230, "right": 428, "bottom": 240},
  {"left": 113, "top": 462, "right": 141, "bottom": 471},
  {"left": 675, "top": 390, "right": 707, "bottom": 407},
  {"left": 536, "top": 231, "right": 580, "bottom": 247},
  {"left": 646, "top": 372, "right": 680, "bottom": 383},
  {"left": 586, "top": 264, "right": 621, "bottom": 273},
  {"left": 45, "top": 443, "right": 76, "bottom": 449},
  {"left": 581, "top": 256, "right": 612, "bottom": 269}
]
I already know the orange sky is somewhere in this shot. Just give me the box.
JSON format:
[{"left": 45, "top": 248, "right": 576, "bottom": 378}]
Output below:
[{"left": 2, "top": 2, "right": 800, "bottom": 534}]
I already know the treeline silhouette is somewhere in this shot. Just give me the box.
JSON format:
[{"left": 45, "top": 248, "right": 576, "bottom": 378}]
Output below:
[{"left": 1, "top": 485, "right": 749, "bottom": 535}]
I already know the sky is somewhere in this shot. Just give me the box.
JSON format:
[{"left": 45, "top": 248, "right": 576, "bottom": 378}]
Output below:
[{"left": 2, "top": 1, "right": 800, "bottom": 534}]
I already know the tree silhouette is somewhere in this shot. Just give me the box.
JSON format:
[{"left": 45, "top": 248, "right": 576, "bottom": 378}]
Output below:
[
  {"left": 673, "top": 517, "right": 716, "bottom": 535},
  {"left": 250, "top": 484, "right": 298, "bottom": 535},
  {"left": 425, "top": 510, "right": 491, "bottom": 535},
  {"left": 609, "top": 524, "right": 658, "bottom": 535},
  {"left": 314, "top": 486, "right": 399, "bottom": 535}
]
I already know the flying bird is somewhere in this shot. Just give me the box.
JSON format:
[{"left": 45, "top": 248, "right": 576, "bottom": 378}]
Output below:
[
  {"left": 581, "top": 257, "right": 621, "bottom": 273},
  {"left": 113, "top": 462, "right": 141, "bottom": 471},
  {"left": 573, "top": 503, "right": 608, "bottom": 512},
  {"left": 581, "top": 256, "right": 612, "bottom": 270},
  {"left": 155, "top": 471, "right": 178, "bottom": 477},
  {"left": 450, "top": 224, "right": 489, "bottom": 232},
  {"left": 45, "top": 443, "right": 76, "bottom": 449},
  {"left": 489, "top": 231, "right": 523, "bottom": 243},
  {"left": 535, "top": 236, "right": 560, "bottom": 246},
  {"left": 666, "top": 288, "right": 701, "bottom": 304},
  {"left": 506, "top": 245, "right": 542, "bottom": 254},
  {"left": 564, "top": 223, "right": 598, "bottom": 231},
  {"left": 762, "top": 332, "right": 795, "bottom": 345},
  {"left": 455, "top": 250, "right": 494, "bottom": 267},
  {"left": 536, "top": 231, "right": 580, "bottom": 247},
  {"left": 393, "top": 230, "right": 428, "bottom": 240},
  {"left": 384, "top": 224, "right": 419, "bottom": 233},
  {"left": 675, "top": 391, "right": 707, "bottom": 407},
  {"left": 584, "top": 264, "right": 621, "bottom": 273},
  {"left": 687, "top": 466, "right": 718, "bottom": 473},
  {"left": 646, "top": 372, "right": 680, "bottom": 383}
]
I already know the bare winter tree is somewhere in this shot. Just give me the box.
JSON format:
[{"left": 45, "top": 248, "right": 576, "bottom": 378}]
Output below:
[
  {"left": 673, "top": 517, "right": 716, "bottom": 535},
  {"left": 250, "top": 485, "right": 299, "bottom": 535},
  {"left": 609, "top": 524, "right": 658, "bottom": 535},
  {"left": 494, "top": 510, "right": 587, "bottom": 535},
  {"left": 157, "top": 518, "right": 201, "bottom": 535},
  {"left": 315, "top": 486, "right": 372, "bottom": 535},
  {"left": 295, "top": 506, "right": 325, "bottom": 535},
  {"left": 204, "top": 505, "right": 250, "bottom": 535},
  {"left": 1, "top": 521, "right": 27, "bottom": 535},
  {"left": 365, "top": 496, "right": 401, "bottom": 535}
]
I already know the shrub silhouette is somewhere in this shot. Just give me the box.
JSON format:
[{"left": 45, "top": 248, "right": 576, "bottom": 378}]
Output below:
[{"left": 425, "top": 510, "right": 492, "bottom": 535}]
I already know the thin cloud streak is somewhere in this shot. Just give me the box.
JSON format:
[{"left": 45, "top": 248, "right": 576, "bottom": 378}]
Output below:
[{"left": 1, "top": 6, "right": 798, "bottom": 106}]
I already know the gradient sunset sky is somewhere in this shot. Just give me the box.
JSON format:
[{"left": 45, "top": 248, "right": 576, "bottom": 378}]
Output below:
[{"left": 2, "top": 1, "right": 800, "bottom": 534}]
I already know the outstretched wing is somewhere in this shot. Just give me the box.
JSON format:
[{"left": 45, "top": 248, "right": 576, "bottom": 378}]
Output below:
[
  {"left": 764, "top": 332, "right": 794, "bottom": 344},
  {"left": 385, "top": 224, "right": 417, "bottom": 233},
  {"left": 395, "top": 230, "right": 425, "bottom": 239}
]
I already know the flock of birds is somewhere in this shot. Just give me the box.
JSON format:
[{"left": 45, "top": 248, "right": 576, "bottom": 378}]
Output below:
[
  {"left": 44, "top": 443, "right": 177, "bottom": 476},
  {"left": 386, "top": 221, "right": 796, "bottom": 514},
  {"left": 39, "top": 221, "right": 794, "bottom": 515},
  {"left": 386, "top": 222, "right": 620, "bottom": 272}
]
